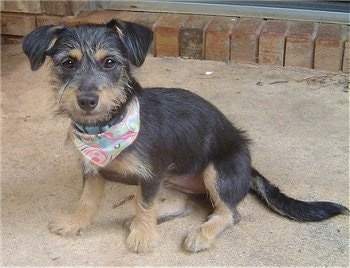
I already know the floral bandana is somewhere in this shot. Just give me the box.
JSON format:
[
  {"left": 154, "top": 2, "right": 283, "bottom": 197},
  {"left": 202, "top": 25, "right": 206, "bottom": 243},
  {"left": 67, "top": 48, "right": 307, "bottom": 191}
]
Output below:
[{"left": 70, "top": 98, "right": 140, "bottom": 167}]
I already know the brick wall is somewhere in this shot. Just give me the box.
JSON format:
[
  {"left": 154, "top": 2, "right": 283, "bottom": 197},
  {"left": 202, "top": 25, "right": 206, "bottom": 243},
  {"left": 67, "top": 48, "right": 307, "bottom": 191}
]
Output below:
[
  {"left": 1, "top": 0, "right": 87, "bottom": 43},
  {"left": 1, "top": 5, "right": 349, "bottom": 73}
]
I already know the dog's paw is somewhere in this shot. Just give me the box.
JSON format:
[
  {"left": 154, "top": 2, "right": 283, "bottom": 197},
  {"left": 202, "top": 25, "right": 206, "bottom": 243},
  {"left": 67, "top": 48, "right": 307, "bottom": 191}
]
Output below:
[
  {"left": 48, "top": 214, "right": 90, "bottom": 236},
  {"left": 184, "top": 228, "right": 213, "bottom": 253},
  {"left": 126, "top": 228, "right": 157, "bottom": 253}
]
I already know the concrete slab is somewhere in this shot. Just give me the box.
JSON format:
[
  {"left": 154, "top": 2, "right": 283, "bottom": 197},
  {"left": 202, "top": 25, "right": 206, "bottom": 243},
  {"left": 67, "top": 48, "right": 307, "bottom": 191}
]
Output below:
[{"left": 1, "top": 44, "right": 349, "bottom": 266}]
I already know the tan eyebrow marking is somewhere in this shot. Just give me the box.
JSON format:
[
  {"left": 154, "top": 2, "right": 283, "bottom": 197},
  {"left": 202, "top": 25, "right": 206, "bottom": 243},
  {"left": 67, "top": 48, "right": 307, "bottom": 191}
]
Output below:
[
  {"left": 68, "top": 48, "right": 83, "bottom": 61},
  {"left": 94, "top": 49, "right": 108, "bottom": 61}
]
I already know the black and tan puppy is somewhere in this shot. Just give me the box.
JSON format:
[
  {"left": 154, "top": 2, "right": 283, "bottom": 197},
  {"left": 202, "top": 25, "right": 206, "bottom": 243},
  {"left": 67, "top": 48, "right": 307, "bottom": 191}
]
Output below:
[{"left": 22, "top": 20, "right": 348, "bottom": 253}]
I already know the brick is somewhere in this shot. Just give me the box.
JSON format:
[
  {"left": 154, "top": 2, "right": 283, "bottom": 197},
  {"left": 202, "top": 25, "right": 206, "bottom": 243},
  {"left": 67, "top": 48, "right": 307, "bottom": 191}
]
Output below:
[
  {"left": 69, "top": 1, "right": 88, "bottom": 16},
  {"left": 230, "top": 18, "right": 264, "bottom": 63},
  {"left": 285, "top": 21, "right": 315, "bottom": 68},
  {"left": 259, "top": 20, "right": 288, "bottom": 65},
  {"left": 62, "top": 10, "right": 122, "bottom": 26},
  {"left": 314, "top": 23, "right": 343, "bottom": 71},
  {"left": 1, "top": 13, "right": 36, "bottom": 36},
  {"left": 115, "top": 11, "right": 141, "bottom": 22},
  {"left": 41, "top": 1, "right": 71, "bottom": 16},
  {"left": 1, "top": 35, "right": 22, "bottom": 44},
  {"left": 180, "top": 15, "right": 213, "bottom": 59},
  {"left": 1, "top": 1, "right": 41, "bottom": 14},
  {"left": 155, "top": 14, "right": 190, "bottom": 57},
  {"left": 205, "top": 17, "right": 237, "bottom": 62},
  {"left": 63, "top": 10, "right": 141, "bottom": 26},
  {"left": 134, "top": 12, "right": 161, "bottom": 29},
  {"left": 134, "top": 13, "right": 162, "bottom": 56},
  {"left": 37, "top": 15, "right": 64, "bottom": 26}
]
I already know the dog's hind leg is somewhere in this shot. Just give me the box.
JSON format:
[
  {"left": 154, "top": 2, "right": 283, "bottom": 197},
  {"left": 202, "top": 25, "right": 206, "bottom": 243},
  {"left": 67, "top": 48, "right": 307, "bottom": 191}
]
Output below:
[
  {"left": 184, "top": 159, "right": 250, "bottom": 253},
  {"left": 49, "top": 172, "right": 105, "bottom": 236}
]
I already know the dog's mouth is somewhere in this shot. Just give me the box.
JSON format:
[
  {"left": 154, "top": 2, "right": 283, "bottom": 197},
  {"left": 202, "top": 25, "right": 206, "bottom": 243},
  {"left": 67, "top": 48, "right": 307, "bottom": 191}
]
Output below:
[
  {"left": 71, "top": 108, "right": 115, "bottom": 126},
  {"left": 67, "top": 109, "right": 108, "bottom": 124}
]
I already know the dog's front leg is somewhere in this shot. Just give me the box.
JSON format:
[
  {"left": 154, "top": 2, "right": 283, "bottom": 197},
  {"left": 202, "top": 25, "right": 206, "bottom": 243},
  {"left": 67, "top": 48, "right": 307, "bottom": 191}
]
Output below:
[
  {"left": 49, "top": 170, "right": 105, "bottom": 236},
  {"left": 126, "top": 179, "right": 160, "bottom": 253}
]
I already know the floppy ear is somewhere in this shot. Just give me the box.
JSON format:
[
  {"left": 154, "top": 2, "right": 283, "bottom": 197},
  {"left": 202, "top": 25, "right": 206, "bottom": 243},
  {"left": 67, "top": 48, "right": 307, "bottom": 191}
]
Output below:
[
  {"left": 22, "top": 25, "right": 66, "bottom": 71},
  {"left": 106, "top": 19, "right": 154, "bottom": 67}
]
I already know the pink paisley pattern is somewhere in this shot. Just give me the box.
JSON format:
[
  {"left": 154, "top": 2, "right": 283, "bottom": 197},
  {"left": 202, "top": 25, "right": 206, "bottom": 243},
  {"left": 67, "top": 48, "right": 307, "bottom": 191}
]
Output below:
[
  {"left": 80, "top": 146, "right": 109, "bottom": 165},
  {"left": 70, "top": 98, "right": 140, "bottom": 167}
]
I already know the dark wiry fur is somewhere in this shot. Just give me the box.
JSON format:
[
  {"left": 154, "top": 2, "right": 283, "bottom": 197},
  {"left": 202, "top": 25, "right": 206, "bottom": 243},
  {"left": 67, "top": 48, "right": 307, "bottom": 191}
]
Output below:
[{"left": 22, "top": 19, "right": 349, "bottom": 253}]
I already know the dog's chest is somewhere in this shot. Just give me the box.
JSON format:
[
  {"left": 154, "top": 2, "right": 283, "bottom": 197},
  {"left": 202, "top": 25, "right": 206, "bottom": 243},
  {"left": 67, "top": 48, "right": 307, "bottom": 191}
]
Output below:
[{"left": 83, "top": 150, "right": 153, "bottom": 183}]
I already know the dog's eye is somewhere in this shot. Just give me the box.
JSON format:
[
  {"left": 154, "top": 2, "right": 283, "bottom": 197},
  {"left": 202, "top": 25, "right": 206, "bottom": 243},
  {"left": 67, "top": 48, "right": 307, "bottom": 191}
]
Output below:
[
  {"left": 102, "top": 58, "right": 116, "bottom": 69},
  {"left": 62, "top": 58, "right": 76, "bottom": 69}
]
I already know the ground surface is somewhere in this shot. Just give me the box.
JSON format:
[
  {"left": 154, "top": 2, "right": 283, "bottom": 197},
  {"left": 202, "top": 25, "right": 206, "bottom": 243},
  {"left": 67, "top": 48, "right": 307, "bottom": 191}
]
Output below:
[{"left": 1, "top": 44, "right": 349, "bottom": 266}]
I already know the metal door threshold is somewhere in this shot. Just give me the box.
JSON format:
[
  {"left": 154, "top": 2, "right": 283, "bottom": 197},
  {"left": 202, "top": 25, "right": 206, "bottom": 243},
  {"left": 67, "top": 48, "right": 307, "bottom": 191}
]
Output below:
[{"left": 90, "top": 1, "right": 350, "bottom": 24}]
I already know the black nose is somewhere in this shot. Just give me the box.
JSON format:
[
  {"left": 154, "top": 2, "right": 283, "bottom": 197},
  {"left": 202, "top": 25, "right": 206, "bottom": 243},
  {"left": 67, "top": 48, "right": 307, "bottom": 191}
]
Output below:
[{"left": 77, "top": 93, "right": 99, "bottom": 111}]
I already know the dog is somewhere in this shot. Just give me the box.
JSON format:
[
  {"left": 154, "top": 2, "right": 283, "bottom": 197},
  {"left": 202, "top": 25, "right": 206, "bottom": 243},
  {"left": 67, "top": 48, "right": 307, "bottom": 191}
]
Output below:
[{"left": 22, "top": 19, "right": 349, "bottom": 253}]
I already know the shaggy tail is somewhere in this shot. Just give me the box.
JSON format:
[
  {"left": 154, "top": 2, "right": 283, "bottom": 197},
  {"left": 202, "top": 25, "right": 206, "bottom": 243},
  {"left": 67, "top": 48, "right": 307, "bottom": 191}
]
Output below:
[{"left": 249, "top": 168, "right": 349, "bottom": 221}]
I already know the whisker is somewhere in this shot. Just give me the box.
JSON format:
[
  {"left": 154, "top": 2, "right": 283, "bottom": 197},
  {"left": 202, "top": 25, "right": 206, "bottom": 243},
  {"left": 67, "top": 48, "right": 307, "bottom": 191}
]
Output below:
[{"left": 57, "top": 78, "right": 73, "bottom": 106}]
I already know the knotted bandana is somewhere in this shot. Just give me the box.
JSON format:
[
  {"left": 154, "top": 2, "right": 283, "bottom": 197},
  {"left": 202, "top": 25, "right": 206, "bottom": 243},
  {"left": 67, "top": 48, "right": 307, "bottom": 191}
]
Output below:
[{"left": 70, "top": 98, "right": 140, "bottom": 167}]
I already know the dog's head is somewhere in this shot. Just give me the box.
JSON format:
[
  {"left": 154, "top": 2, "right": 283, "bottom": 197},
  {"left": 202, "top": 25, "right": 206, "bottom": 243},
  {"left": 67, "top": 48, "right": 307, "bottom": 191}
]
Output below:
[{"left": 22, "top": 20, "right": 153, "bottom": 125}]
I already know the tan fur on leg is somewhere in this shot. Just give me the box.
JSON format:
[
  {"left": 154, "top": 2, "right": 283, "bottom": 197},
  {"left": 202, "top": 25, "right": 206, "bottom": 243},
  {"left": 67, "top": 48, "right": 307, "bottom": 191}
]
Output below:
[
  {"left": 49, "top": 174, "right": 105, "bottom": 236},
  {"left": 184, "top": 163, "right": 235, "bottom": 253},
  {"left": 126, "top": 185, "right": 158, "bottom": 253}
]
